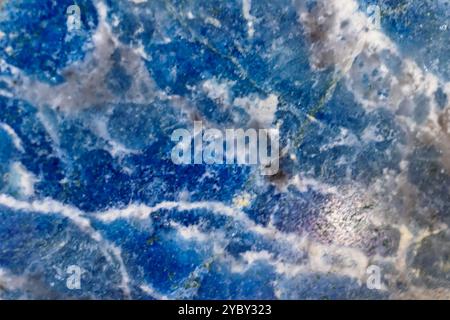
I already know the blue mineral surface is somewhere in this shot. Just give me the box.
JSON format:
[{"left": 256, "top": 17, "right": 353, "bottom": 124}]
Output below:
[{"left": 0, "top": 0, "right": 449, "bottom": 299}]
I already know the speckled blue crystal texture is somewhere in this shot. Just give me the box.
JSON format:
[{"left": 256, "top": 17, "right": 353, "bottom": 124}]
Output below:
[{"left": 0, "top": 0, "right": 449, "bottom": 299}]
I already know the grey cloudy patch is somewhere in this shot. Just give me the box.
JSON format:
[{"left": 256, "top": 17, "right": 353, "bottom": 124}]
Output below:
[
  {"left": 17, "top": 23, "right": 157, "bottom": 113},
  {"left": 411, "top": 230, "right": 450, "bottom": 289}
]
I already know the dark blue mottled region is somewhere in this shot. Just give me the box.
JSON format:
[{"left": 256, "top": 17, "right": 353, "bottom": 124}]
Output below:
[{"left": 0, "top": 0, "right": 98, "bottom": 83}]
